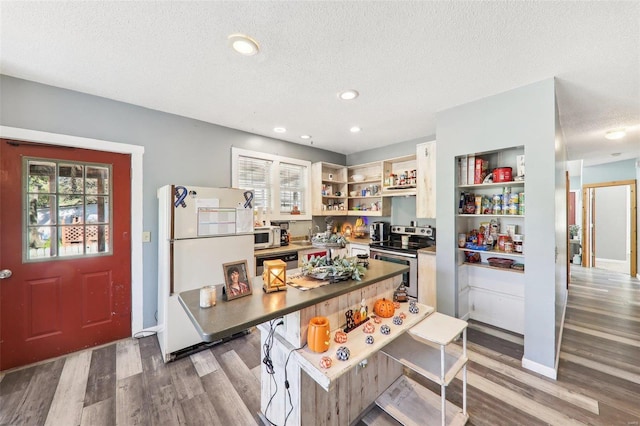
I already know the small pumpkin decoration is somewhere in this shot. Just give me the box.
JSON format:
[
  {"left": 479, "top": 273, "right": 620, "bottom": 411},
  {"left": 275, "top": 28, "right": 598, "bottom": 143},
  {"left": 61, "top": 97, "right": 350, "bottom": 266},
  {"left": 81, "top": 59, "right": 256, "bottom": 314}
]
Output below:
[
  {"left": 334, "top": 330, "right": 348, "bottom": 344},
  {"left": 365, "top": 335, "right": 374, "bottom": 345},
  {"left": 363, "top": 322, "right": 375, "bottom": 334},
  {"left": 319, "top": 356, "right": 332, "bottom": 369},
  {"left": 399, "top": 312, "right": 407, "bottom": 320},
  {"left": 393, "top": 301, "right": 401, "bottom": 309},
  {"left": 373, "top": 316, "right": 382, "bottom": 324},
  {"left": 380, "top": 324, "right": 391, "bottom": 335},
  {"left": 409, "top": 304, "right": 419, "bottom": 314},
  {"left": 374, "top": 298, "right": 395, "bottom": 318},
  {"left": 353, "top": 310, "right": 362, "bottom": 325}
]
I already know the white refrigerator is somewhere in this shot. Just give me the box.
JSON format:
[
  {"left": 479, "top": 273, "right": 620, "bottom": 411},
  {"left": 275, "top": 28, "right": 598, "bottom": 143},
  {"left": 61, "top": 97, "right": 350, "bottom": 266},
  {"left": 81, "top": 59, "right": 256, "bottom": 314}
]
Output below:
[{"left": 157, "top": 185, "right": 255, "bottom": 362}]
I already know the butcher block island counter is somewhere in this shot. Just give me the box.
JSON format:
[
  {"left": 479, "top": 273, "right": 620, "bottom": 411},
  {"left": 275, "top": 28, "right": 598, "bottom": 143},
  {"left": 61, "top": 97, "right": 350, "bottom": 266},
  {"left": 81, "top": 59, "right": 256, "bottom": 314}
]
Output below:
[{"left": 179, "top": 260, "right": 459, "bottom": 425}]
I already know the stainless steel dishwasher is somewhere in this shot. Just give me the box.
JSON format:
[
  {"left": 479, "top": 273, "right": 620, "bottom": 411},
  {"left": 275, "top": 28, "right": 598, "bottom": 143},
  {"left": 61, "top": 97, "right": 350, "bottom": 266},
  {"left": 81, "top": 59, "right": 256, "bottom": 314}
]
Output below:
[{"left": 255, "top": 251, "right": 299, "bottom": 276}]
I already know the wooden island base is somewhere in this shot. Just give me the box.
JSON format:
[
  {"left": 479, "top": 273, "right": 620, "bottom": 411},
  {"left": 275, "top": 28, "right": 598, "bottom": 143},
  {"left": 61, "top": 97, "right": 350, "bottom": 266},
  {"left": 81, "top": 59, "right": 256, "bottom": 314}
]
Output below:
[
  {"left": 178, "top": 260, "right": 465, "bottom": 425},
  {"left": 259, "top": 273, "right": 408, "bottom": 425}
]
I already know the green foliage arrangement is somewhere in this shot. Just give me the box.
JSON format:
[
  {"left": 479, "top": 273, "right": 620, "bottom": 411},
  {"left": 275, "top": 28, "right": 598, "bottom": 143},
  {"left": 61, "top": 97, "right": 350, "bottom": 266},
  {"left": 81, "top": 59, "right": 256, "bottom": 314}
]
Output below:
[{"left": 301, "top": 255, "right": 366, "bottom": 281}]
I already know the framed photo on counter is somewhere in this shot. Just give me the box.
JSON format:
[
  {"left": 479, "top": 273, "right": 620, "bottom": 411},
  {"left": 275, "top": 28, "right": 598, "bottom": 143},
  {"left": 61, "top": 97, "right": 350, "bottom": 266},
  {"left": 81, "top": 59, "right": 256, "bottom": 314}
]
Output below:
[{"left": 223, "top": 260, "right": 252, "bottom": 300}]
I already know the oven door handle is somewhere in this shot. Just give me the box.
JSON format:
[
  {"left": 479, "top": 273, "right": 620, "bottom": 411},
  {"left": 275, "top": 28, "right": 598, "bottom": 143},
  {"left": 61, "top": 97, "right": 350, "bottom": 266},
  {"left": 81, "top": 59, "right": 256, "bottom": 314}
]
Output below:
[{"left": 370, "top": 249, "right": 417, "bottom": 259}]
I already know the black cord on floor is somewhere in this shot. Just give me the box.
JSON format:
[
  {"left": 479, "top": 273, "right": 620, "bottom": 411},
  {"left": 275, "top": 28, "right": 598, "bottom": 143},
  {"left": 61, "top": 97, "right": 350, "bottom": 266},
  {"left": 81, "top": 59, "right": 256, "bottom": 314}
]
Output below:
[
  {"left": 262, "top": 319, "right": 283, "bottom": 426},
  {"left": 284, "top": 344, "right": 305, "bottom": 426}
]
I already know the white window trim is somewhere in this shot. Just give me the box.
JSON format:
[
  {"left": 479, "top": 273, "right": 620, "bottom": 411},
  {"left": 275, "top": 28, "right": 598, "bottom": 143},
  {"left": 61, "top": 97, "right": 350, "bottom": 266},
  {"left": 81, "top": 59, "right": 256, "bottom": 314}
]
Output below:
[{"left": 231, "top": 147, "right": 311, "bottom": 221}]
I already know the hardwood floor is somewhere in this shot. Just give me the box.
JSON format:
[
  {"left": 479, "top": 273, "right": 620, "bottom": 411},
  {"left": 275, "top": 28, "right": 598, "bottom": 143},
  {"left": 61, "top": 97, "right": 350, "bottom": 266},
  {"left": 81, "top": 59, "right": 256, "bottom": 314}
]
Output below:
[{"left": 1, "top": 265, "right": 638, "bottom": 425}]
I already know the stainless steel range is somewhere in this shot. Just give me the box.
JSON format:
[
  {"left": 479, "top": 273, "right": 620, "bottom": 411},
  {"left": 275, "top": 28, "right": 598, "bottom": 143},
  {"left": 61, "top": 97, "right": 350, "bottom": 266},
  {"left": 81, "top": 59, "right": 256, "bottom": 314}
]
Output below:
[{"left": 369, "top": 225, "right": 435, "bottom": 300}]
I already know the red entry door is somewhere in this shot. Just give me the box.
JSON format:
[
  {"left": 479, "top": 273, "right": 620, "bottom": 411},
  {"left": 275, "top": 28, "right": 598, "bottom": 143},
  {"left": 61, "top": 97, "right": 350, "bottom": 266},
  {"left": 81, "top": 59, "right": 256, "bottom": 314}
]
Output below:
[{"left": 0, "top": 139, "right": 132, "bottom": 370}]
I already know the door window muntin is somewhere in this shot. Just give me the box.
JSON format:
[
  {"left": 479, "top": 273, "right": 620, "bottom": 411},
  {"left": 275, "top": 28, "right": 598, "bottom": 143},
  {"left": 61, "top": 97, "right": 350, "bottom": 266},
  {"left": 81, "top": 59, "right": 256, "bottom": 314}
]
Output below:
[{"left": 23, "top": 157, "right": 113, "bottom": 262}]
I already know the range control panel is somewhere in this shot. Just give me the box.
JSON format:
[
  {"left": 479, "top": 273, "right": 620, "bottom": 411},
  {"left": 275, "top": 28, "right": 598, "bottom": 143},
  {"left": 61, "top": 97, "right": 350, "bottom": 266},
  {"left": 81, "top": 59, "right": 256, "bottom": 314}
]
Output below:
[{"left": 391, "top": 225, "right": 435, "bottom": 238}]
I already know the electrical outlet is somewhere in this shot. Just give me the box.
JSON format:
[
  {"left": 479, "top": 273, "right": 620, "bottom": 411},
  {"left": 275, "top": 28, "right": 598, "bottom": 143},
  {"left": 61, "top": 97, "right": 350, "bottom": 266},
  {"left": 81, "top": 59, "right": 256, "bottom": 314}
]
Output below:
[{"left": 142, "top": 231, "right": 151, "bottom": 243}]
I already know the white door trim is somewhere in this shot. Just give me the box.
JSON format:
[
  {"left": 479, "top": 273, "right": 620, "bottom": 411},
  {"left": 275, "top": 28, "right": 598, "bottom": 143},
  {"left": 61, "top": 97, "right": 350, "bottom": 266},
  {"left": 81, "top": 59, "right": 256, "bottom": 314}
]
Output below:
[{"left": 0, "top": 125, "right": 145, "bottom": 335}]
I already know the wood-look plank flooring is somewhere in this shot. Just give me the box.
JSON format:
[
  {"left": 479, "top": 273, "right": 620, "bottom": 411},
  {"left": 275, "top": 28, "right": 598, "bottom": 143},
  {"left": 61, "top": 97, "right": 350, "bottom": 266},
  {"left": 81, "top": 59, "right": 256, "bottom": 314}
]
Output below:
[{"left": 1, "top": 265, "right": 638, "bottom": 425}]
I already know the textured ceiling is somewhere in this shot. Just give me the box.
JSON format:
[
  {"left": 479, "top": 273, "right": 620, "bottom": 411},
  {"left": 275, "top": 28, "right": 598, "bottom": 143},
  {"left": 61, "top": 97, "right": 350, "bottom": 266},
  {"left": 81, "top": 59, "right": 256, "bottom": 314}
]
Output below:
[{"left": 1, "top": 1, "right": 638, "bottom": 165}]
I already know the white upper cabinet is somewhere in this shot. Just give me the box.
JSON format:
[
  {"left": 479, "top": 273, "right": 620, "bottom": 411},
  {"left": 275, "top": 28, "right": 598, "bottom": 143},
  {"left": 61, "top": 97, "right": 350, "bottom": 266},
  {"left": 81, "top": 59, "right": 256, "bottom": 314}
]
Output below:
[{"left": 416, "top": 140, "right": 436, "bottom": 218}]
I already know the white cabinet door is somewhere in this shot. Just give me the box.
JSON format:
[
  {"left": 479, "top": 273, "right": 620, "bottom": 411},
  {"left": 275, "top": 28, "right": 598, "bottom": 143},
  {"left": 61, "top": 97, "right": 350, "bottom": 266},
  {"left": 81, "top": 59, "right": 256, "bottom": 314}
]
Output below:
[
  {"left": 469, "top": 287, "right": 524, "bottom": 334},
  {"left": 417, "top": 252, "right": 436, "bottom": 308},
  {"left": 416, "top": 141, "right": 436, "bottom": 218}
]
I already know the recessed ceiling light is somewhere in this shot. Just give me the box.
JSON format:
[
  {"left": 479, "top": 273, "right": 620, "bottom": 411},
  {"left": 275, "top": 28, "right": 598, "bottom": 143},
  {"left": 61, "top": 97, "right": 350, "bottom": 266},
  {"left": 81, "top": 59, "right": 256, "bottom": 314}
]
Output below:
[
  {"left": 300, "top": 135, "right": 312, "bottom": 139},
  {"left": 611, "top": 152, "right": 622, "bottom": 157},
  {"left": 350, "top": 126, "right": 361, "bottom": 133},
  {"left": 228, "top": 34, "right": 260, "bottom": 56},
  {"left": 338, "top": 90, "right": 359, "bottom": 100},
  {"left": 273, "top": 127, "right": 286, "bottom": 133},
  {"left": 605, "top": 128, "right": 626, "bottom": 140}
]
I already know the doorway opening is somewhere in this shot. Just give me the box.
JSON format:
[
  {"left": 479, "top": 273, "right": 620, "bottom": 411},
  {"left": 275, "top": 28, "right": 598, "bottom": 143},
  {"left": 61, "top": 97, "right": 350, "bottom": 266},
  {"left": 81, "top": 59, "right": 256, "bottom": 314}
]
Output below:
[{"left": 581, "top": 180, "right": 637, "bottom": 277}]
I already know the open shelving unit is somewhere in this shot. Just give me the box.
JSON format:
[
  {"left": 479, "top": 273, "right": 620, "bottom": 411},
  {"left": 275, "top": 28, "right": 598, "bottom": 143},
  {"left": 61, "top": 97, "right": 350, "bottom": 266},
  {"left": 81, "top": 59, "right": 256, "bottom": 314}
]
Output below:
[
  {"left": 456, "top": 146, "right": 526, "bottom": 334},
  {"left": 311, "top": 162, "right": 348, "bottom": 216},
  {"left": 378, "top": 312, "right": 468, "bottom": 426},
  {"left": 347, "top": 162, "right": 391, "bottom": 216}
]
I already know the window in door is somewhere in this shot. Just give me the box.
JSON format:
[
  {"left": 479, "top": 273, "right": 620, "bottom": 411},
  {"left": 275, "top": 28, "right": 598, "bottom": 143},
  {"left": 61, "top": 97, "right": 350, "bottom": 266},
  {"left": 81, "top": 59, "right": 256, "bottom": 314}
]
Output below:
[{"left": 25, "top": 158, "right": 112, "bottom": 261}]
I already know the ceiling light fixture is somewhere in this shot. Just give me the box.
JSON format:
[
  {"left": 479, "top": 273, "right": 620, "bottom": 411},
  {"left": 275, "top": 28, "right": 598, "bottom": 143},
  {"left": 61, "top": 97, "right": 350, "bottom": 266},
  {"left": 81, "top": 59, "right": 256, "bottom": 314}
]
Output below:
[
  {"left": 605, "top": 128, "right": 626, "bottom": 140},
  {"left": 611, "top": 152, "right": 622, "bottom": 157},
  {"left": 228, "top": 34, "right": 260, "bottom": 56},
  {"left": 350, "top": 126, "right": 361, "bottom": 133},
  {"left": 274, "top": 127, "right": 286, "bottom": 133},
  {"left": 300, "top": 135, "right": 312, "bottom": 139},
  {"left": 338, "top": 90, "right": 359, "bottom": 100}
]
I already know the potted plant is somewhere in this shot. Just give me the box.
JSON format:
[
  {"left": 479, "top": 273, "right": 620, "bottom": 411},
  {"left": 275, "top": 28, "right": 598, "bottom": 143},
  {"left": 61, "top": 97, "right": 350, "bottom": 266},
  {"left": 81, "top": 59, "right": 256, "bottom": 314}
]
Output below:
[{"left": 569, "top": 224, "right": 581, "bottom": 240}]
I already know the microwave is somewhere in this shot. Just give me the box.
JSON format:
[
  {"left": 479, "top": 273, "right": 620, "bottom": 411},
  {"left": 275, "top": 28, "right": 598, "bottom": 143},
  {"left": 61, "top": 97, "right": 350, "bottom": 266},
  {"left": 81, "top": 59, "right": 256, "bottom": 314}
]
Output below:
[{"left": 254, "top": 226, "right": 281, "bottom": 250}]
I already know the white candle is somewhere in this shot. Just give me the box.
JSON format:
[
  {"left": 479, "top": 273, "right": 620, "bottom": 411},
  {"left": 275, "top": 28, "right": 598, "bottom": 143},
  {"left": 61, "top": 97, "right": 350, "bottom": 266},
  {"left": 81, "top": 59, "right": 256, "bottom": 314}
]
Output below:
[{"left": 200, "top": 287, "right": 212, "bottom": 308}]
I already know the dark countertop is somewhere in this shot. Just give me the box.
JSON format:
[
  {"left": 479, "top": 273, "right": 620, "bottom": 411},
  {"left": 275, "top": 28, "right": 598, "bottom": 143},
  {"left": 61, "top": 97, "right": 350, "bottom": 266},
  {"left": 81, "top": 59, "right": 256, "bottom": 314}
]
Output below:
[{"left": 178, "top": 259, "right": 408, "bottom": 343}]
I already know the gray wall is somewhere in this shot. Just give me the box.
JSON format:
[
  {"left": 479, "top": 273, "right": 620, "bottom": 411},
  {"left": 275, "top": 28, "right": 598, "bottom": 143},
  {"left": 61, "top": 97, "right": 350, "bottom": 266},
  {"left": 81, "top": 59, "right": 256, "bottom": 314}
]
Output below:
[
  {"left": 436, "top": 78, "right": 563, "bottom": 373},
  {"left": 346, "top": 136, "right": 433, "bottom": 166},
  {"left": 553, "top": 97, "right": 568, "bottom": 362},
  {"left": 0, "top": 75, "right": 345, "bottom": 327},
  {"left": 583, "top": 159, "right": 637, "bottom": 184}
]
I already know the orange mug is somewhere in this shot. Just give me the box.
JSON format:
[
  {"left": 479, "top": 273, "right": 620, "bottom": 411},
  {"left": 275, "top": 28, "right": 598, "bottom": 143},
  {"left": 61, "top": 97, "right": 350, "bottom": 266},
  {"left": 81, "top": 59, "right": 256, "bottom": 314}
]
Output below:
[{"left": 307, "top": 316, "right": 330, "bottom": 353}]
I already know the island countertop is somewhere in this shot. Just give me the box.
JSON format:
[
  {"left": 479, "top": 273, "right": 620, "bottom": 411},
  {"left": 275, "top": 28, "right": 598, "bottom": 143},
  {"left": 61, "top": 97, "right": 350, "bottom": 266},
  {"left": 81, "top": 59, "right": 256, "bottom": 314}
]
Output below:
[{"left": 178, "top": 259, "right": 408, "bottom": 343}]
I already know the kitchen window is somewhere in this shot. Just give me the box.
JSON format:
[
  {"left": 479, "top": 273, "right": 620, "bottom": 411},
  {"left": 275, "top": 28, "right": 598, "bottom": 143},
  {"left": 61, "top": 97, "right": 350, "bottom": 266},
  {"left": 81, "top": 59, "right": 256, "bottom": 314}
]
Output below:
[{"left": 232, "top": 147, "right": 311, "bottom": 221}]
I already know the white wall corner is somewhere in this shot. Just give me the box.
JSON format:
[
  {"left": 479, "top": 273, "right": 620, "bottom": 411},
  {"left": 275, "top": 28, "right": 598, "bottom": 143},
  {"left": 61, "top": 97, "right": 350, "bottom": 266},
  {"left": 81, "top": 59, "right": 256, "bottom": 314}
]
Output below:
[{"left": 521, "top": 357, "right": 558, "bottom": 380}]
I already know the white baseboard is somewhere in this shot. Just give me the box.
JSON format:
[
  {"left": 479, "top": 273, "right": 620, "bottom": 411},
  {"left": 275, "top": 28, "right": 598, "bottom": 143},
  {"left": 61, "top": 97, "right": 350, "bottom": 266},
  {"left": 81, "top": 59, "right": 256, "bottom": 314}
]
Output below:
[{"left": 521, "top": 357, "right": 557, "bottom": 380}]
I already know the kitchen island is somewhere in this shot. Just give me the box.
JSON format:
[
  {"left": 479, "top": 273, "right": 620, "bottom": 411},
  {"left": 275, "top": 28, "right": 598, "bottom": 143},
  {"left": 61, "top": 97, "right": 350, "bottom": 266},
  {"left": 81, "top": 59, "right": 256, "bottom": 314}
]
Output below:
[{"left": 179, "top": 259, "right": 431, "bottom": 424}]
